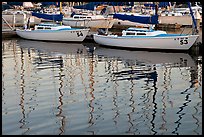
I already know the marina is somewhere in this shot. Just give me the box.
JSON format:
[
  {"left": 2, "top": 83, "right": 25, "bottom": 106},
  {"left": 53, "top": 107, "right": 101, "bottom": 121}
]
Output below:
[{"left": 2, "top": 2, "right": 202, "bottom": 135}]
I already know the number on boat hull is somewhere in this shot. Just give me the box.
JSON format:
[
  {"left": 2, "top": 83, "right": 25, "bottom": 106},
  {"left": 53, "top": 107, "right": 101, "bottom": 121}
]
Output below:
[
  {"left": 77, "top": 31, "right": 83, "bottom": 37},
  {"left": 180, "top": 38, "right": 189, "bottom": 45},
  {"left": 180, "top": 39, "right": 188, "bottom": 45}
]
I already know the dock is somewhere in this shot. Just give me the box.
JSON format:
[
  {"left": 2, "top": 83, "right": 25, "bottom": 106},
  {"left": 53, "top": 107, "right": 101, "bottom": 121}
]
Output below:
[{"left": 2, "top": 30, "right": 17, "bottom": 39}]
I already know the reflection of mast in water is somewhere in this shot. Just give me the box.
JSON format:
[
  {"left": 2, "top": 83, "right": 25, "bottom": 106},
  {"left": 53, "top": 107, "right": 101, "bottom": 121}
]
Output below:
[
  {"left": 127, "top": 77, "right": 136, "bottom": 134},
  {"left": 172, "top": 87, "right": 192, "bottom": 135},
  {"left": 19, "top": 48, "right": 30, "bottom": 134},
  {"left": 87, "top": 53, "right": 95, "bottom": 135},
  {"left": 190, "top": 60, "right": 200, "bottom": 89},
  {"left": 191, "top": 59, "right": 202, "bottom": 135},
  {"left": 150, "top": 66, "right": 158, "bottom": 135},
  {"left": 192, "top": 101, "right": 202, "bottom": 135},
  {"left": 136, "top": 66, "right": 155, "bottom": 134},
  {"left": 111, "top": 60, "right": 119, "bottom": 126},
  {"left": 172, "top": 57, "right": 199, "bottom": 135},
  {"left": 159, "top": 67, "right": 169, "bottom": 133},
  {"left": 66, "top": 54, "right": 75, "bottom": 95},
  {"left": 55, "top": 57, "right": 66, "bottom": 135},
  {"left": 2, "top": 41, "right": 14, "bottom": 114},
  {"left": 197, "top": 59, "right": 202, "bottom": 86}
]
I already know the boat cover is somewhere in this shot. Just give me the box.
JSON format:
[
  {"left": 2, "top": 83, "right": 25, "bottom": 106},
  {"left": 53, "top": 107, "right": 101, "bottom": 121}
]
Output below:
[
  {"left": 32, "top": 12, "right": 63, "bottom": 21},
  {"left": 113, "top": 14, "right": 159, "bottom": 24}
]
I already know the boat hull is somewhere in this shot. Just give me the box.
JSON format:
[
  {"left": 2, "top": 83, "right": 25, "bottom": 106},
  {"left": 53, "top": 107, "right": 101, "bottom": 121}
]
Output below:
[
  {"left": 62, "top": 18, "right": 115, "bottom": 28},
  {"left": 93, "top": 34, "right": 199, "bottom": 50},
  {"left": 16, "top": 29, "right": 90, "bottom": 42}
]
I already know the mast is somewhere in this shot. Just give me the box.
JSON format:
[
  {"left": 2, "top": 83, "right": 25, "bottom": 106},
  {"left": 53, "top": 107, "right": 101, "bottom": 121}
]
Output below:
[
  {"left": 60, "top": 2, "right": 62, "bottom": 25},
  {"left": 154, "top": 2, "right": 159, "bottom": 30},
  {"left": 187, "top": 2, "right": 198, "bottom": 34}
]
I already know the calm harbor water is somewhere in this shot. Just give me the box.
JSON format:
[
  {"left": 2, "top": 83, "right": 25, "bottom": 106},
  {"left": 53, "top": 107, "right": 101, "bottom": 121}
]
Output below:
[{"left": 2, "top": 38, "right": 202, "bottom": 135}]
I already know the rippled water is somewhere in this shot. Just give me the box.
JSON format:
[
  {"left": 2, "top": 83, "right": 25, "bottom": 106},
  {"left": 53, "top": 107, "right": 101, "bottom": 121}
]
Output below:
[{"left": 2, "top": 39, "right": 202, "bottom": 135}]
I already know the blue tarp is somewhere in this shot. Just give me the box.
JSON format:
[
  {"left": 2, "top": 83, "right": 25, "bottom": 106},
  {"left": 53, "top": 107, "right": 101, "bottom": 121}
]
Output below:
[
  {"left": 32, "top": 12, "right": 63, "bottom": 21},
  {"left": 2, "top": 4, "right": 13, "bottom": 11},
  {"left": 41, "top": 2, "right": 57, "bottom": 6},
  {"left": 113, "top": 14, "right": 159, "bottom": 24},
  {"left": 7, "top": 2, "right": 23, "bottom": 6}
]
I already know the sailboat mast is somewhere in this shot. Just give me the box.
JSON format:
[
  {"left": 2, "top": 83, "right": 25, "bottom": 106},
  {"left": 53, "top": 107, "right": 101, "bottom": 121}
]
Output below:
[
  {"left": 60, "top": 2, "right": 62, "bottom": 25},
  {"left": 60, "top": 2, "right": 62, "bottom": 14},
  {"left": 154, "top": 2, "right": 159, "bottom": 30},
  {"left": 187, "top": 2, "right": 198, "bottom": 34}
]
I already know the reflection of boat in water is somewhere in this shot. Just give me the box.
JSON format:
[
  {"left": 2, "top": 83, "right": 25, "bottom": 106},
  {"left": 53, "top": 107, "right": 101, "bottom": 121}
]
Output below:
[
  {"left": 17, "top": 39, "right": 90, "bottom": 70},
  {"left": 93, "top": 46, "right": 196, "bottom": 68},
  {"left": 92, "top": 45, "right": 197, "bottom": 82},
  {"left": 17, "top": 39, "right": 88, "bottom": 56}
]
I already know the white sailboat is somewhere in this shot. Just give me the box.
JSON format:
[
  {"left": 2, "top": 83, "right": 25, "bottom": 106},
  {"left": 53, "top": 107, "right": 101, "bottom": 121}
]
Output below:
[
  {"left": 93, "top": 27, "right": 198, "bottom": 50},
  {"left": 16, "top": 23, "right": 90, "bottom": 42},
  {"left": 93, "top": 2, "right": 199, "bottom": 50},
  {"left": 16, "top": 2, "right": 90, "bottom": 42},
  {"left": 63, "top": 13, "right": 115, "bottom": 29},
  {"left": 62, "top": 2, "right": 115, "bottom": 29}
]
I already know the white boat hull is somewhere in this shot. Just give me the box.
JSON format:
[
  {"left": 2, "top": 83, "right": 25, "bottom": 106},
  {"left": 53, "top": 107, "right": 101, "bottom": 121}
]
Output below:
[
  {"left": 63, "top": 18, "right": 115, "bottom": 28},
  {"left": 16, "top": 29, "right": 90, "bottom": 42},
  {"left": 93, "top": 34, "right": 199, "bottom": 50}
]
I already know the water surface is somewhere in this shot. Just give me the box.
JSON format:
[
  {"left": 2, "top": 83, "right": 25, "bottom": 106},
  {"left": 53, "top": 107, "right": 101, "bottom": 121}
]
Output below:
[{"left": 2, "top": 39, "right": 202, "bottom": 135}]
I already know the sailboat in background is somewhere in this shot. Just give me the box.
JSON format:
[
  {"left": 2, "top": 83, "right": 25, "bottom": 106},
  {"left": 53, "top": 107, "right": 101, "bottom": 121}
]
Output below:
[
  {"left": 62, "top": 2, "right": 115, "bottom": 28},
  {"left": 93, "top": 2, "right": 199, "bottom": 50}
]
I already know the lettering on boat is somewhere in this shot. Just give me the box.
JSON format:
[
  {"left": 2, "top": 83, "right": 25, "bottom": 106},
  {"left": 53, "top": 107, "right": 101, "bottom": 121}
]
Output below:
[
  {"left": 77, "top": 31, "right": 83, "bottom": 37},
  {"left": 180, "top": 38, "right": 189, "bottom": 45}
]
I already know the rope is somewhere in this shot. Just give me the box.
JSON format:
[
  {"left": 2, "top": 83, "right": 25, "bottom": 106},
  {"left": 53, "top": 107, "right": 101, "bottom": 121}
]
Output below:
[{"left": 180, "top": 27, "right": 185, "bottom": 35}]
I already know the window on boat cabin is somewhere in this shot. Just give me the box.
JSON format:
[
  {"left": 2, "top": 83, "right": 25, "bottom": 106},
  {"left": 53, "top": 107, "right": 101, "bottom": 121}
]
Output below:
[
  {"left": 126, "top": 32, "right": 136, "bottom": 35},
  {"left": 37, "top": 27, "right": 44, "bottom": 30},
  {"left": 74, "top": 16, "right": 80, "bottom": 19},
  {"left": 87, "top": 17, "right": 91, "bottom": 19},
  {"left": 136, "top": 33, "right": 146, "bottom": 35},
  {"left": 45, "top": 27, "right": 51, "bottom": 30}
]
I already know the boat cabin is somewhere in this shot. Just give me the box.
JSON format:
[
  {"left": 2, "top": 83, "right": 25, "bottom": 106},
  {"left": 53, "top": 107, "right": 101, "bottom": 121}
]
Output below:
[
  {"left": 122, "top": 27, "right": 167, "bottom": 36},
  {"left": 34, "top": 23, "right": 71, "bottom": 30},
  {"left": 73, "top": 14, "right": 92, "bottom": 19},
  {"left": 72, "top": 14, "right": 106, "bottom": 20}
]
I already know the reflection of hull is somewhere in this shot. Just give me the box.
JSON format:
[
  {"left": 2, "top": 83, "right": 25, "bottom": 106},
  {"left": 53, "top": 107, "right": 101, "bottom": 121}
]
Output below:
[
  {"left": 94, "top": 46, "right": 196, "bottom": 67},
  {"left": 17, "top": 39, "right": 88, "bottom": 56}
]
